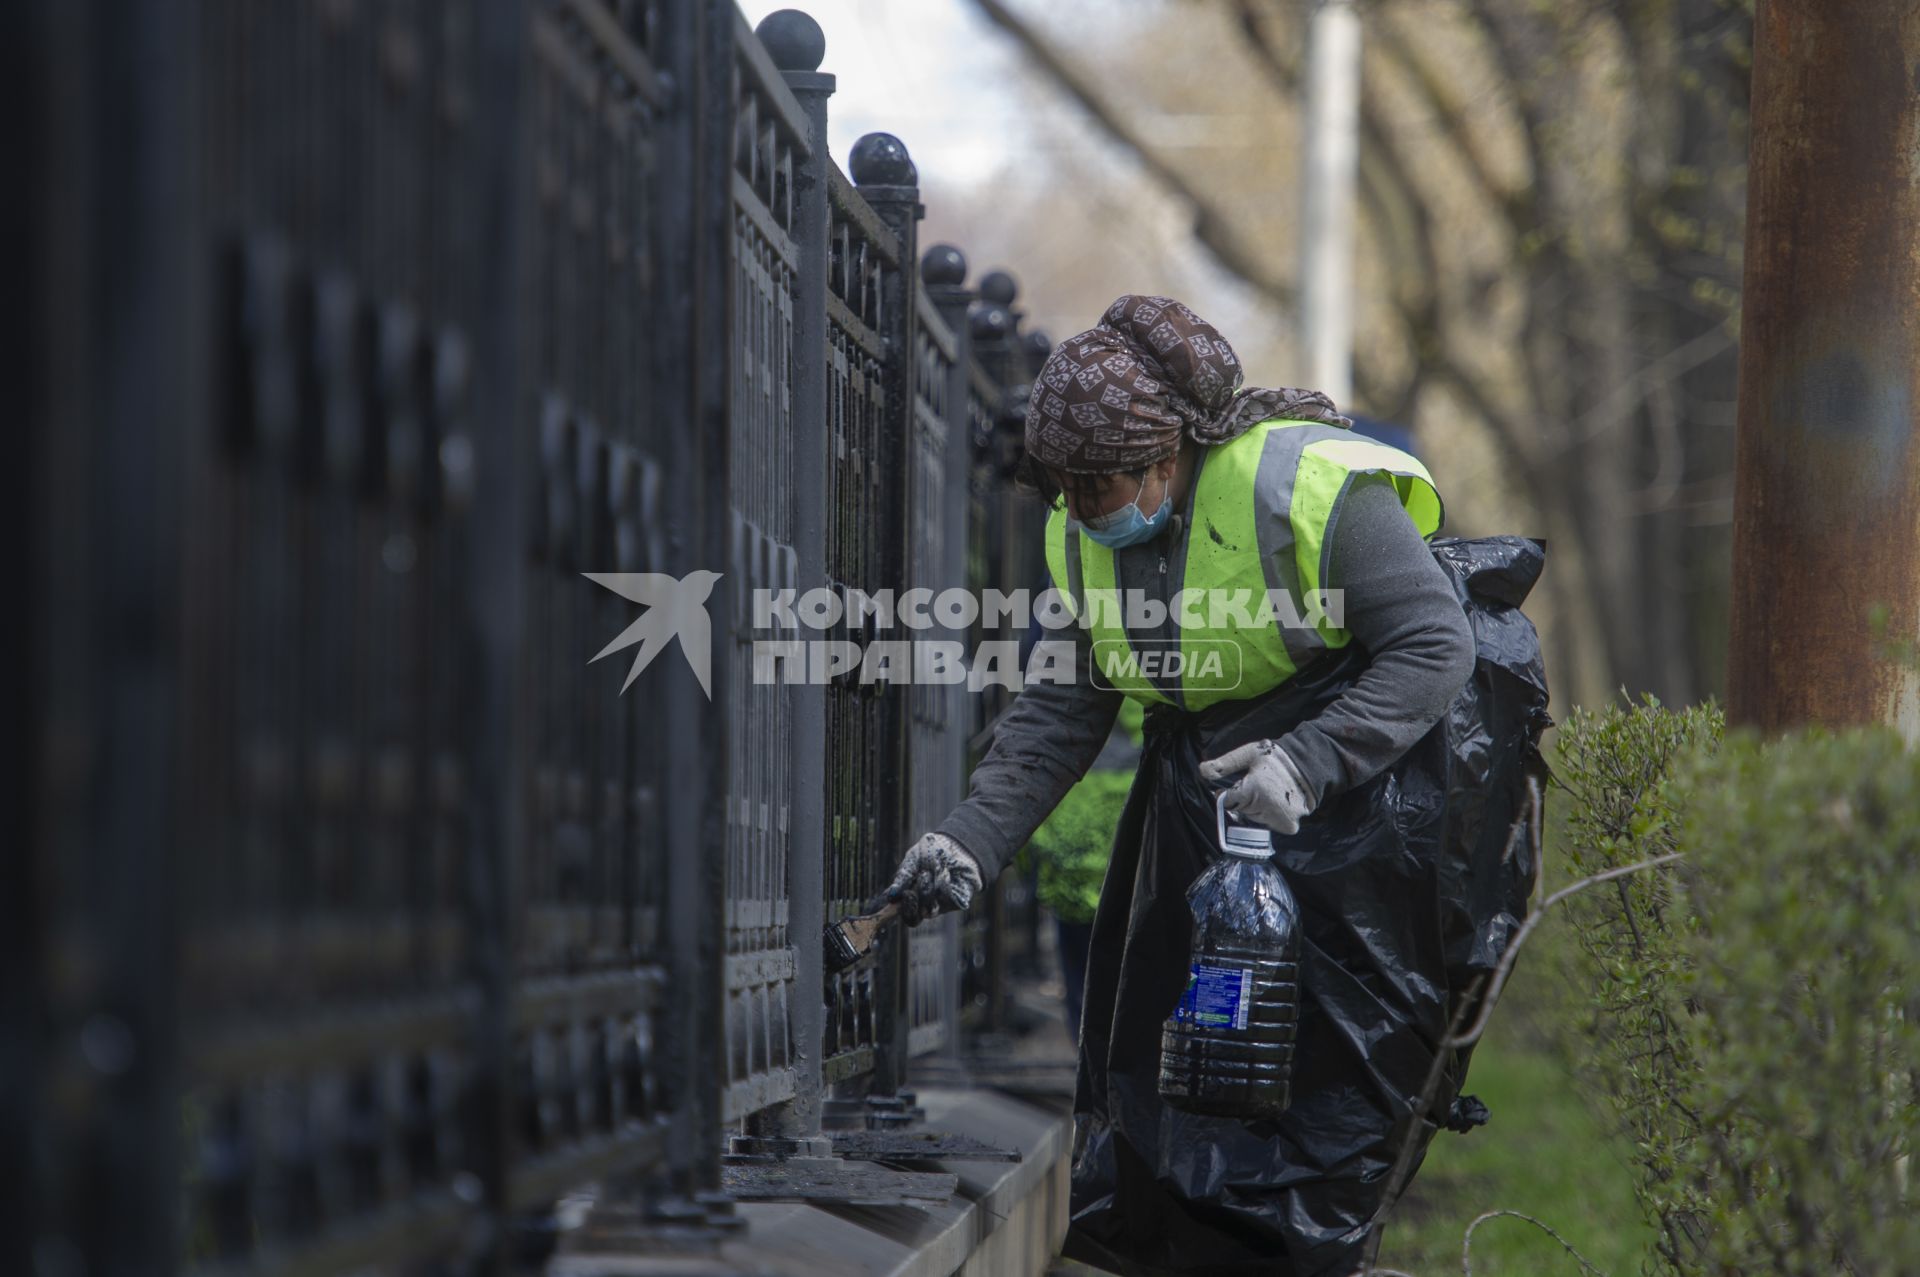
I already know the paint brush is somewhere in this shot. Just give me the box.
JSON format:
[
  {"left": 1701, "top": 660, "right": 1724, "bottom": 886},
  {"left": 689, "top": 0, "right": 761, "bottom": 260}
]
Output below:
[{"left": 822, "top": 900, "right": 901, "bottom": 975}]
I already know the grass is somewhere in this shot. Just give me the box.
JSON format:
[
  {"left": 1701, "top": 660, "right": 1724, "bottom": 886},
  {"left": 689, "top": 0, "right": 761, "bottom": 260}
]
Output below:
[{"left": 1373, "top": 958, "right": 1656, "bottom": 1277}]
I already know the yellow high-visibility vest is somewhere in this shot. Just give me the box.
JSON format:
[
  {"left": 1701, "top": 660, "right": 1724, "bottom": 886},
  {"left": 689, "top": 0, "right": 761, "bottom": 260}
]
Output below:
[{"left": 1044, "top": 418, "right": 1443, "bottom": 711}]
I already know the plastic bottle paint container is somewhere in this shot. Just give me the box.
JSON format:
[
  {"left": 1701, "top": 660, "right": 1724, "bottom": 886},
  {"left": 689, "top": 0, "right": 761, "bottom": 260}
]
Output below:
[{"left": 1158, "top": 791, "right": 1303, "bottom": 1120}]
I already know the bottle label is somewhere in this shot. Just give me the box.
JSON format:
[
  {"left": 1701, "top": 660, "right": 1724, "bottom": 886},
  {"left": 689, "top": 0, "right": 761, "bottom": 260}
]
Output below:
[{"left": 1173, "top": 963, "right": 1253, "bottom": 1031}]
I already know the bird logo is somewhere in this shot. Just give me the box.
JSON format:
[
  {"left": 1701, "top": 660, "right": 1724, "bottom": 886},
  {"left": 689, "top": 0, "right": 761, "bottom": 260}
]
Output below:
[{"left": 583, "top": 570, "right": 723, "bottom": 697}]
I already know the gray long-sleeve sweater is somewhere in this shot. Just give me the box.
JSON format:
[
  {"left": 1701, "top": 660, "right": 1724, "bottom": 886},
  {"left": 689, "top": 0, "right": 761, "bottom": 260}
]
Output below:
[{"left": 934, "top": 474, "right": 1475, "bottom": 882}]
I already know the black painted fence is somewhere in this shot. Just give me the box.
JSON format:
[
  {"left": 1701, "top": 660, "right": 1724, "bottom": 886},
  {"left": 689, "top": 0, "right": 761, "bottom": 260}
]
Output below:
[{"left": 14, "top": 2, "right": 1054, "bottom": 1274}]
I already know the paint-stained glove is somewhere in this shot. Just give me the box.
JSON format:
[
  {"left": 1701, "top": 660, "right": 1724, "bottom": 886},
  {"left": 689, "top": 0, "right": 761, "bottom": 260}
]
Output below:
[
  {"left": 881, "top": 832, "right": 984, "bottom": 926},
  {"left": 1199, "top": 740, "right": 1315, "bottom": 836}
]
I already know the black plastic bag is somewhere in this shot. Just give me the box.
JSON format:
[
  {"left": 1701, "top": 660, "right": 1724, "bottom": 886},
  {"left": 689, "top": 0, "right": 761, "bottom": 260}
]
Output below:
[
  {"left": 1433, "top": 538, "right": 1555, "bottom": 1046},
  {"left": 1062, "top": 536, "right": 1551, "bottom": 1277}
]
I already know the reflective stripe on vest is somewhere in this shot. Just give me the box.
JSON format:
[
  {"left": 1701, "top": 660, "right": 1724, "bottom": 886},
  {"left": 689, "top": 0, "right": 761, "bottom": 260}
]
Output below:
[{"left": 1044, "top": 418, "right": 1444, "bottom": 711}]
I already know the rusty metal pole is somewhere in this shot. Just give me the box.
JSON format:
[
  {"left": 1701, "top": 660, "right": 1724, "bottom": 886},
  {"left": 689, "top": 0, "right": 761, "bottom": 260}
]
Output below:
[{"left": 1727, "top": 2, "right": 1920, "bottom": 737}]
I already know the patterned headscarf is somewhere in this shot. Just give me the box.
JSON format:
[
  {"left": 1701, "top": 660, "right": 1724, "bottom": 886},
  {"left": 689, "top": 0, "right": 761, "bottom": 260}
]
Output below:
[{"left": 1024, "top": 294, "right": 1351, "bottom": 474}]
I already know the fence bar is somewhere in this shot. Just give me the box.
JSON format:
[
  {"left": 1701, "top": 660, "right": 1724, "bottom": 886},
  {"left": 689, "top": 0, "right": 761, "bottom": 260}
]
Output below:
[
  {"left": 60, "top": 1, "right": 201, "bottom": 1271},
  {"left": 819, "top": 164, "right": 903, "bottom": 1094},
  {"left": 663, "top": 0, "right": 735, "bottom": 1206},
  {"left": 469, "top": 0, "right": 532, "bottom": 1267},
  {"left": 850, "top": 134, "right": 924, "bottom": 1101},
  {"left": 748, "top": 10, "right": 835, "bottom": 1151},
  {"left": 922, "top": 246, "right": 982, "bottom": 1061}
]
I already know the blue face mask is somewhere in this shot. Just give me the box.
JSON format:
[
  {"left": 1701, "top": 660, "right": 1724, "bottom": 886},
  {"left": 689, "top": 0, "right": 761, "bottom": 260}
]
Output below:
[{"left": 1081, "top": 476, "right": 1172, "bottom": 549}]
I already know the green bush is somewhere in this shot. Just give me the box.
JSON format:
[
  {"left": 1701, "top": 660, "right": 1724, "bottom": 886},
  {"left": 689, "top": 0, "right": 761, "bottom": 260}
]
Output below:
[
  {"left": 1022, "top": 699, "right": 1144, "bottom": 925},
  {"left": 1670, "top": 727, "right": 1920, "bottom": 1275},
  {"left": 1555, "top": 695, "right": 1725, "bottom": 1273},
  {"left": 1025, "top": 767, "right": 1136, "bottom": 924},
  {"left": 1557, "top": 698, "right": 1920, "bottom": 1276}
]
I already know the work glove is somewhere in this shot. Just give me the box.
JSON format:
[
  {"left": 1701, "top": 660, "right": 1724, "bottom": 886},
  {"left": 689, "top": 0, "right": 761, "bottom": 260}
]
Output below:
[
  {"left": 1198, "top": 740, "right": 1315, "bottom": 836},
  {"left": 880, "top": 832, "right": 984, "bottom": 926}
]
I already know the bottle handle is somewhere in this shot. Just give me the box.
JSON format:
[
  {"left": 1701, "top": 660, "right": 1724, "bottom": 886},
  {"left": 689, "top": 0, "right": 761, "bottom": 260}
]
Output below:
[{"left": 1215, "top": 789, "right": 1232, "bottom": 852}]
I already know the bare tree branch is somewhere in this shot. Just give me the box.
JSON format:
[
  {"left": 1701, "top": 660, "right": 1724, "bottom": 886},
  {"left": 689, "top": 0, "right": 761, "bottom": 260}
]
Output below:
[
  {"left": 1443, "top": 0, "right": 1577, "bottom": 447},
  {"left": 1464, "top": 848, "right": 1688, "bottom": 1056},
  {"left": 1463, "top": 1209, "right": 1610, "bottom": 1276},
  {"left": 1229, "top": 0, "right": 1567, "bottom": 498},
  {"left": 1424, "top": 360, "right": 1548, "bottom": 489},
  {"left": 1560, "top": 322, "right": 1734, "bottom": 456},
  {"left": 1370, "top": 12, "right": 1537, "bottom": 235},
  {"left": 1226, "top": 0, "right": 1412, "bottom": 291},
  {"left": 965, "top": 0, "right": 1296, "bottom": 308},
  {"left": 1231, "top": 0, "right": 1435, "bottom": 316},
  {"left": 1457, "top": 0, "right": 1558, "bottom": 228}
]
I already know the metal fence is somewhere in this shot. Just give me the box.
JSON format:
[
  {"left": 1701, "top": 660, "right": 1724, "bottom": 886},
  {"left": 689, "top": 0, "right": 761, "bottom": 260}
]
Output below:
[{"left": 17, "top": 2, "right": 1054, "bottom": 1274}]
